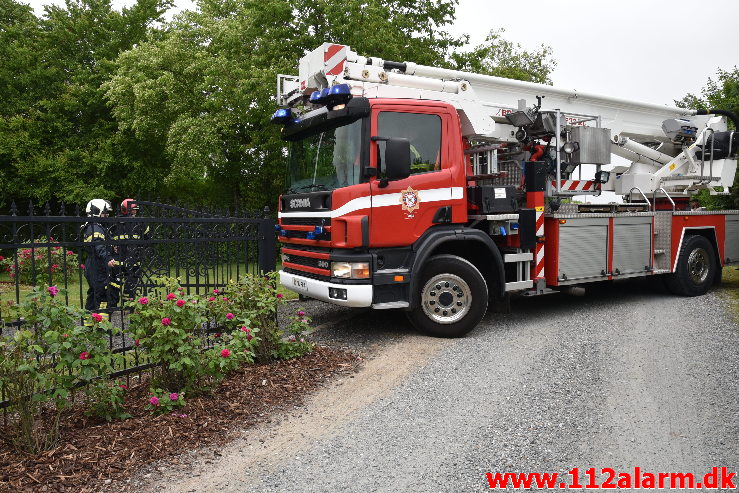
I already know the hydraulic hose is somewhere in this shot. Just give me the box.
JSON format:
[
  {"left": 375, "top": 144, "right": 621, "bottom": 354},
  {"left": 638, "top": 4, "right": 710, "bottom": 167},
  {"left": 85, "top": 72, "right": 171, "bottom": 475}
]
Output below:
[{"left": 696, "top": 108, "right": 739, "bottom": 129}]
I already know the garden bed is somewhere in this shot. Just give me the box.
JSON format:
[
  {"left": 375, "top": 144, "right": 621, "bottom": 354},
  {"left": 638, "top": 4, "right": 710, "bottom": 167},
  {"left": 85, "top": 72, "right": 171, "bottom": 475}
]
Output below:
[{"left": 0, "top": 345, "right": 362, "bottom": 492}]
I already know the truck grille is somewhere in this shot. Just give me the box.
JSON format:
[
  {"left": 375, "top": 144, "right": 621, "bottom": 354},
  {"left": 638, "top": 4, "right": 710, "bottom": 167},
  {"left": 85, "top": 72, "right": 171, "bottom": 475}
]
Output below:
[
  {"left": 281, "top": 247, "right": 331, "bottom": 281},
  {"left": 281, "top": 217, "right": 331, "bottom": 226}
]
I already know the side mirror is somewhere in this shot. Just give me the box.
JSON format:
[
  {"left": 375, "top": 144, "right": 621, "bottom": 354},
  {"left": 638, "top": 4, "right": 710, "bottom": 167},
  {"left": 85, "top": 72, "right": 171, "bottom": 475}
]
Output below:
[{"left": 384, "top": 137, "right": 411, "bottom": 181}]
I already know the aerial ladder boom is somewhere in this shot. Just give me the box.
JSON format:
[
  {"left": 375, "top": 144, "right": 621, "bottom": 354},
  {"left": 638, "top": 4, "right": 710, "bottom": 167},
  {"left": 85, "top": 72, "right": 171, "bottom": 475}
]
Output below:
[{"left": 279, "top": 43, "right": 737, "bottom": 197}]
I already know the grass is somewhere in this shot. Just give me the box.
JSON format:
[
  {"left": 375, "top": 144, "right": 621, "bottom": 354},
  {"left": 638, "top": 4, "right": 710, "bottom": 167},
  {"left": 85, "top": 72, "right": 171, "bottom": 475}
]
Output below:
[{"left": 719, "top": 265, "right": 739, "bottom": 318}]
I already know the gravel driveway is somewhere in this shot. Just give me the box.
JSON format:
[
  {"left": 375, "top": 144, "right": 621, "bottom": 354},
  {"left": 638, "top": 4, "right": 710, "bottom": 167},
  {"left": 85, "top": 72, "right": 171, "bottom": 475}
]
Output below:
[{"left": 143, "top": 279, "right": 738, "bottom": 492}]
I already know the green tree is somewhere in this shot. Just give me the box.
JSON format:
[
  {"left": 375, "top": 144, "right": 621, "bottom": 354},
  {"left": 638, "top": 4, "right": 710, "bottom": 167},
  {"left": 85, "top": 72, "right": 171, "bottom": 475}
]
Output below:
[
  {"left": 676, "top": 67, "right": 739, "bottom": 209},
  {"left": 0, "top": 0, "right": 170, "bottom": 207},
  {"left": 450, "top": 28, "right": 556, "bottom": 84},
  {"left": 105, "top": 0, "right": 555, "bottom": 210}
]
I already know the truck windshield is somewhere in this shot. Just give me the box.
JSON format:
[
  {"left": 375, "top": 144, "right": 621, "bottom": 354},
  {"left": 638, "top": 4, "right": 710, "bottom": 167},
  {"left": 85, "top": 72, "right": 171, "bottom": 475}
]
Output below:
[{"left": 287, "top": 119, "right": 362, "bottom": 192}]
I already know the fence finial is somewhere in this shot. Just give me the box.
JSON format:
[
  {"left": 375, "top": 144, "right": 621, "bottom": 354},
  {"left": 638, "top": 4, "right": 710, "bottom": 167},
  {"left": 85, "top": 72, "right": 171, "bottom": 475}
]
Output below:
[
  {"left": 10, "top": 200, "right": 17, "bottom": 216},
  {"left": 27, "top": 200, "right": 34, "bottom": 216},
  {"left": 44, "top": 202, "right": 51, "bottom": 216}
]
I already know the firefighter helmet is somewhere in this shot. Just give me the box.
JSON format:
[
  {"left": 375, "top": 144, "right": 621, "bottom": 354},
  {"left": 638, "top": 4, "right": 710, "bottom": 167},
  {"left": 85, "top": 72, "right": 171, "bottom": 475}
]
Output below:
[
  {"left": 86, "top": 199, "right": 112, "bottom": 217},
  {"left": 120, "top": 198, "right": 140, "bottom": 215}
]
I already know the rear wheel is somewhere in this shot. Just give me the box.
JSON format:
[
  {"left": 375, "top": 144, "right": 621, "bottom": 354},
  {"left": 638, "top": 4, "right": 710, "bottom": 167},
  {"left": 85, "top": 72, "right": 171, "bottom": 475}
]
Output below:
[
  {"left": 406, "top": 255, "right": 488, "bottom": 337},
  {"left": 665, "top": 235, "right": 716, "bottom": 296}
]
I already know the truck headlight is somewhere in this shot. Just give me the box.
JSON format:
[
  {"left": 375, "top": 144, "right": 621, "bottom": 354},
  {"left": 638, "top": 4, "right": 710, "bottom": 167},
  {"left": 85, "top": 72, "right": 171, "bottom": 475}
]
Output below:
[{"left": 331, "top": 262, "right": 370, "bottom": 279}]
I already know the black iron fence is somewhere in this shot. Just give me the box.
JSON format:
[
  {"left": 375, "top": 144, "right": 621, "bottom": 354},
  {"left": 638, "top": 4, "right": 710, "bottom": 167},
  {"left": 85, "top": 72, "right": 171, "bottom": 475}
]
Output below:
[{"left": 0, "top": 200, "right": 276, "bottom": 411}]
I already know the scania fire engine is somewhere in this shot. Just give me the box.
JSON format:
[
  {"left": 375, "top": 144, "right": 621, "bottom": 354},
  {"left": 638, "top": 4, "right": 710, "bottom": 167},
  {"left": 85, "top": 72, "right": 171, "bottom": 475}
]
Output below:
[{"left": 272, "top": 43, "right": 738, "bottom": 337}]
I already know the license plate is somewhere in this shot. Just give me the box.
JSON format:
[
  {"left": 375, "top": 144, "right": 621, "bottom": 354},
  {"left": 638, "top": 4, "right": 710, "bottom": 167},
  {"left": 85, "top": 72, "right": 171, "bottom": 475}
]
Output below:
[{"left": 292, "top": 278, "right": 308, "bottom": 292}]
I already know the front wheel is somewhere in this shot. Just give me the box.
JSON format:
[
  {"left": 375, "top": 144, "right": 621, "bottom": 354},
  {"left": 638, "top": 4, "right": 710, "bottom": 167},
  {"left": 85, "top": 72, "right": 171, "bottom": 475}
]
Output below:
[
  {"left": 406, "top": 255, "right": 488, "bottom": 337},
  {"left": 665, "top": 235, "right": 717, "bottom": 296}
]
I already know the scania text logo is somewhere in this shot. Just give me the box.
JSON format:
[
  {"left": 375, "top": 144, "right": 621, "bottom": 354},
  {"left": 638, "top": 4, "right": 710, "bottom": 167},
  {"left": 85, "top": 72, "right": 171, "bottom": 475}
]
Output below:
[{"left": 289, "top": 198, "right": 311, "bottom": 209}]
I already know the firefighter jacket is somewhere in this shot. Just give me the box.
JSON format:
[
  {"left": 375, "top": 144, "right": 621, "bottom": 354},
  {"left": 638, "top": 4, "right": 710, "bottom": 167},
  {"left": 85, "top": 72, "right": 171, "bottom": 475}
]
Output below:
[
  {"left": 82, "top": 222, "right": 114, "bottom": 284},
  {"left": 111, "top": 216, "right": 148, "bottom": 263}
]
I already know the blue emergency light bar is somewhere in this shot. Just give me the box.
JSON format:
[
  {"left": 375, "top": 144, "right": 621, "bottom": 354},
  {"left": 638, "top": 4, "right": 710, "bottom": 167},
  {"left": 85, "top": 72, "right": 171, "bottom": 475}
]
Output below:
[
  {"left": 308, "top": 84, "right": 352, "bottom": 108},
  {"left": 271, "top": 108, "right": 292, "bottom": 124}
]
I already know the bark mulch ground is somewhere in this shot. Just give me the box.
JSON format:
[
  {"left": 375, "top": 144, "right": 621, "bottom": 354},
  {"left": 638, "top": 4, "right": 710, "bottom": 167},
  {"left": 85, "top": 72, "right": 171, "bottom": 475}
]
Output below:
[{"left": 0, "top": 345, "right": 362, "bottom": 492}]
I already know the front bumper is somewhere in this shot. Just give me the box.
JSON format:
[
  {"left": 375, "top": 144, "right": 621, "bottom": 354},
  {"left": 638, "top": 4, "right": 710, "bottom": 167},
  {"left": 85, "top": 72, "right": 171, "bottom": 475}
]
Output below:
[{"left": 279, "top": 270, "right": 373, "bottom": 307}]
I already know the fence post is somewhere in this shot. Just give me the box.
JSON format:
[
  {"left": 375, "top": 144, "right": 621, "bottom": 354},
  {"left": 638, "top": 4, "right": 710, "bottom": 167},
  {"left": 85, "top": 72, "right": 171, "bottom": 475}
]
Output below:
[{"left": 258, "top": 206, "right": 276, "bottom": 274}]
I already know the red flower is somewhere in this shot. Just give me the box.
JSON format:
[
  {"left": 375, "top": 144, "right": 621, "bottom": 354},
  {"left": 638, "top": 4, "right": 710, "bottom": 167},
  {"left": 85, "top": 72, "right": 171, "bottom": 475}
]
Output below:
[
  {"left": 161, "top": 317, "right": 171, "bottom": 326},
  {"left": 47, "top": 285, "right": 59, "bottom": 297},
  {"left": 177, "top": 287, "right": 184, "bottom": 292},
  {"left": 138, "top": 297, "right": 149, "bottom": 305},
  {"left": 225, "top": 312, "right": 234, "bottom": 320},
  {"left": 222, "top": 296, "right": 228, "bottom": 301},
  {"left": 79, "top": 264, "right": 85, "bottom": 269},
  {"left": 208, "top": 297, "right": 215, "bottom": 302},
  {"left": 79, "top": 352, "right": 90, "bottom": 360},
  {"left": 0, "top": 256, "right": 4, "bottom": 261},
  {"left": 240, "top": 326, "right": 250, "bottom": 333},
  {"left": 176, "top": 299, "right": 186, "bottom": 307},
  {"left": 63, "top": 333, "right": 69, "bottom": 338},
  {"left": 134, "top": 339, "right": 140, "bottom": 347},
  {"left": 91, "top": 313, "right": 103, "bottom": 323},
  {"left": 247, "top": 334, "right": 253, "bottom": 341},
  {"left": 276, "top": 293, "right": 284, "bottom": 299},
  {"left": 51, "top": 263, "right": 59, "bottom": 269},
  {"left": 119, "top": 384, "right": 128, "bottom": 390},
  {"left": 166, "top": 292, "right": 176, "bottom": 300},
  {"left": 220, "top": 348, "right": 231, "bottom": 358},
  {"left": 213, "top": 289, "right": 220, "bottom": 294},
  {"left": 214, "top": 333, "right": 221, "bottom": 338},
  {"left": 66, "top": 250, "right": 74, "bottom": 256}
]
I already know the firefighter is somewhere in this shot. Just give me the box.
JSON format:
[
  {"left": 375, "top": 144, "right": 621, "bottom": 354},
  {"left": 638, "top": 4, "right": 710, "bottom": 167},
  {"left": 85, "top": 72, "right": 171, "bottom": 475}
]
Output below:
[
  {"left": 110, "top": 199, "right": 145, "bottom": 305},
  {"left": 82, "top": 199, "right": 116, "bottom": 312}
]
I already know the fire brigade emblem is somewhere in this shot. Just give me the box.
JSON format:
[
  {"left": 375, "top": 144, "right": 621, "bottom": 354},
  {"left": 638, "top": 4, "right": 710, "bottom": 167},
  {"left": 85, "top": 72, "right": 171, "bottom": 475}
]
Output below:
[{"left": 400, "top": 186, "right": 420, "bottom": 217}]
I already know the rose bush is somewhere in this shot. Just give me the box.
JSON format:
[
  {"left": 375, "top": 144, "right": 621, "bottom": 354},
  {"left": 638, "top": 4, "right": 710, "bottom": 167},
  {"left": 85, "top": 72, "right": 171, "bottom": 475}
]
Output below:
[
  {"left": 0, "top": 286, "right": 120, "bottom": 452},
  {"left": 2, "top": 237, "right": 79, "bottom": 285}
]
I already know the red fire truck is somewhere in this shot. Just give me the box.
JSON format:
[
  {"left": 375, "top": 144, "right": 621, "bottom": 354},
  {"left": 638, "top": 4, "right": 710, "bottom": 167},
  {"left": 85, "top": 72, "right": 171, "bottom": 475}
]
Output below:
[{"left": 272, "top": 43, "right": 738, "bottom": 337}]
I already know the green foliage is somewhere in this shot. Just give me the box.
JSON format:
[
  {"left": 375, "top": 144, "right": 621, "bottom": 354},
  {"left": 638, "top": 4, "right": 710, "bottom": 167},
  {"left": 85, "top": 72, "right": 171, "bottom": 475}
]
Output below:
[
  {"left": 85, "top": 380, "right": 131, "bottom": 421},
  {"left": 676, "top": 67, "right": 739, "bottom": 209},
  {"left": 450, "top": 28, "right": 556, "bottom": 84},
  {"left": 0, "top": 285, "right": 120, "bottom": 452},
  {"left": 0, "top": 0, "right": 171, "bottom": 206}
]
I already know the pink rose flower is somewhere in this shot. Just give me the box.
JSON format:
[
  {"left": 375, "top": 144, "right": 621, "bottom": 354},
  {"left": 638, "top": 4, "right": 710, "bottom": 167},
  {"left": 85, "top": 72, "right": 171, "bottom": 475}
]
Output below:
[
  {"left": 247, "top": 334, "right": 253, "bottom": 341},
  {"left": 149, "top": 396, "right": 159, "bottom": 406},
  {"left": 176, "top": 299, "right": 186, "bottom": 307},
  {"left": 214, "top": 333, "right": 221, "bottom": 338},
  {"left": 66, "top": 250, "right": 74, "bottom": 256},
  {"left": 79, "top": 351, "right": 90, "bottom": 360},
  {"left": 226, "top": 312, "right": 234, "bottom": 320},
  {"left": 63, "top": 333, "right": 69, "bottom": 338},
  {"left": 220, "top": 348, "right": 231, "bottom": 358},
  {"left": 166, "top": 292, "right": 176, "bottom": 300},
  {"left": 177, "top": 287, "right": 184, "bottom": 292},
  {"left": 276, "top": 293, "right": 284, "bottom": 299},
  {"left": 134, "top": 339, "right": 140, "bottom": 346},
  {"left": 48, "top": 285, "right": 59, "bottom": 297},
  {"left": 161, "top": 317, "right": 171, "bottom": 326},
  {"left": 138, "top": 297, "right": 149, "bottom": 305},
  {"left": 213, "top": 289, "right": 220, "bottom": 294},
  {"left": 222, "top": 296, "right": 228, "bottom": 301},
  {"left": 91, "top": 313, "right": 103, "bottom": 323},
  {"left": 0, "top": 256, "right": 4, "bottom": 261},
  {"left": 119, "top": 384, "right": 128, "bottom": 390},
  {"left": 191, "top": 300, "right": 197, "bottom": 304},
  {"left": 169, "top": 393, "right": 179, "bottom": 401},
  {"left": 297, "top": 310, "right": 305, "bottom": 316},
  {"left": 240, "top": 326, "right": 250, "bottom": 332},
  {"left": 208, "top": 297, "right": 215, "bottom": 302},
  {"left": 79, "top": 264, "right": 85, "bottom": 269}
]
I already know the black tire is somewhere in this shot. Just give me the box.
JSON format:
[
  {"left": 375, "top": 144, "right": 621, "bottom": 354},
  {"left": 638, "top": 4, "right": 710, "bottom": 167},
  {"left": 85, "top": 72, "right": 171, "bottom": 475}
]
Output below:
[
  {"left": 406, "top": 255, "right": 488, "bottom": 337},
  {"left": 665, "top": 235, "right": 717, "bottom": 296}
]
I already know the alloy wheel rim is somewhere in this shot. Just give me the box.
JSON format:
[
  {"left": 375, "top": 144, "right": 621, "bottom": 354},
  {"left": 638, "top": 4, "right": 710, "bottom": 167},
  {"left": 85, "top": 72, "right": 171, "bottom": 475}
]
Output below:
[
  {"left": 421, "top": 273, "right": 471, "bottom": 324},
  {"left": 687, "top": 247, "right": 709, "bottom": 285}
]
